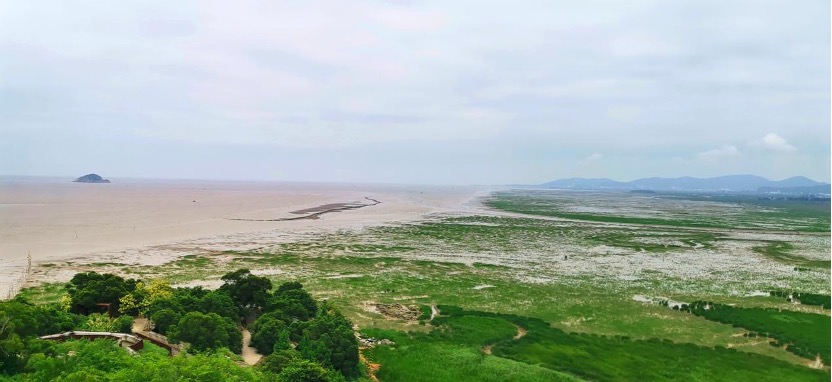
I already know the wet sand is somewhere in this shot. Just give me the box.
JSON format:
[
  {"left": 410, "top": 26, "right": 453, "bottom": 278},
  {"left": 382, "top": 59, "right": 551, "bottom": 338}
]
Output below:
[{"left": 0, "top": 177, "right": 485, "bottom": 295}]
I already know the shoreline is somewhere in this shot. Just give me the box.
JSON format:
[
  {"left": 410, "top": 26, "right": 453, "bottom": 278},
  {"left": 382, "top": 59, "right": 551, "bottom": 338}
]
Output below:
[{"left": 0, "top": 179, "right": 486, "bottom": 297}]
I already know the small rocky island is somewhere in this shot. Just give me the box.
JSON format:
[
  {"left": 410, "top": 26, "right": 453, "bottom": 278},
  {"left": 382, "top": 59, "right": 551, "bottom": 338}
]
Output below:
[{"left": 73, "top": 174, "right": 111, "bottom": 183}]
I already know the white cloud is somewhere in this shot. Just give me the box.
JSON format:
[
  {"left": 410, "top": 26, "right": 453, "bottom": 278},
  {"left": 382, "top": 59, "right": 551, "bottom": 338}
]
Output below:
[
  {"left": 754, "top": 133, "right": 797, "bottom": 152},
  {"left": 697, "top": 145, "right": 741, "bottom": 162},
  {"left": 0, "top": 1, "right": 828, "bottom": 183},
  {"left": 582, "top": 153, "right": 604, "bottom": 165}
]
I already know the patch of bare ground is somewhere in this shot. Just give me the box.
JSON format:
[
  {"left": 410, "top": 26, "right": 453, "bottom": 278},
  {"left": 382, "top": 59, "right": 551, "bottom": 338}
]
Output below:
[
  {"left": 391, "top": 295, "right": 429, "bottom": 301},
  {"left": 359, "top": 351, "right": 381, "bottom": 382},
  {"left": 131, "top": 318, "right": 150, "bottom": 332},
  {"left": 241, "top": 329, "right": 263, "bottom": 365},
  {"left": 363, "top": 302, "right": 421, "bottom": 321},
  {"left": 807, "top": 355, "right": 825, "bottom": 370},
  {"left": 727, "top": 340, "right": 772, "bottom": 348},
  {"left": 513, "top": 324, "right": 527, "bottom": 340}
]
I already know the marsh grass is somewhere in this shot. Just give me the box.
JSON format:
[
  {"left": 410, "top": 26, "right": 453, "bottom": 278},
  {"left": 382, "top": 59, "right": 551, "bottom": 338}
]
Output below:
[
  {"left": 366, "top": 306, "right": 828, "bottom": 382},
  {"left": 753, "top": 241, "right": 831, "bottom": 269},
  {"left": 487, "top": 191, "right": 831, "bottom": 232}
]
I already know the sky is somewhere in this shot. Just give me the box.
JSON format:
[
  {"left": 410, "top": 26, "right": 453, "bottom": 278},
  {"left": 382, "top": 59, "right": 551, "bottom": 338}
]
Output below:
[{"left": 0, "top": 0, "right": 829, "bottom": 185}]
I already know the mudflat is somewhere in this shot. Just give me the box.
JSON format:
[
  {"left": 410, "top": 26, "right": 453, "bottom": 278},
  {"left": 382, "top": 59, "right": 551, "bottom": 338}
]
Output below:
[{"left": 0, "top": 177, "right": 484, "bottom": 293}]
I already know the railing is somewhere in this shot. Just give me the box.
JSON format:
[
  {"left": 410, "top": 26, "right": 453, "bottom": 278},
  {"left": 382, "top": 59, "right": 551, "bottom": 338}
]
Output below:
[
  {"left": 39, "top": 331, "right": 144, "bottom": 352},
  {"left": 1, "top": 253, "right": 32, "bottom": 301},
  {"left": 134, "top": 330, "right": 184, "bottom": 356}
]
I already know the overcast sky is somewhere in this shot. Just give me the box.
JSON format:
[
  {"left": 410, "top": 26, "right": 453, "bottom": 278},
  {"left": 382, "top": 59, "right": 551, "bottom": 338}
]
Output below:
[{"left": 1, "top": 1, "right": 829, "bottom": 184}]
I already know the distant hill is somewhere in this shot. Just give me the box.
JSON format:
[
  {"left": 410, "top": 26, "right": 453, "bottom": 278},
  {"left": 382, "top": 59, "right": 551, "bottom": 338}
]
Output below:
[
  {"left": 541, "top": 175, "right": 826, "bottom": 192},
  {"left": 73, "top": 174, "right": 110, "bottom": 183}
]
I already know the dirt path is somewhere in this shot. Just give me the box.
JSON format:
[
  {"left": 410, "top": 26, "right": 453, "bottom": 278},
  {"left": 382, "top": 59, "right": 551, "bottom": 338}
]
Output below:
[
  {"left": 513, "top": 325, "right": 527, "bottom": 340},
  {"left": 241, "top": 329, "right": 263, "bottom": 365},
  {"left": 807, "top": 355, "right": 825, "bottom": 369},
  {"left": 131, "top": 317, "right": 149, "bottom": 333},
  {"left": 359, "top": 350, "right": 381, "bottom": 382},
  {"left": 482, "top": 324, "right": 526, "bottom": 355},
  {"left": 430, "top": 305, "right": 439, "bottom": 321}
]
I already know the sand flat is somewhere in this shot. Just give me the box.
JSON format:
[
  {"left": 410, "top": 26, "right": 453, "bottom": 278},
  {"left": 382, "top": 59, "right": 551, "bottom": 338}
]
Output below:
[{"left": 0, "top": 177, "right": 484, "bottom": 295}]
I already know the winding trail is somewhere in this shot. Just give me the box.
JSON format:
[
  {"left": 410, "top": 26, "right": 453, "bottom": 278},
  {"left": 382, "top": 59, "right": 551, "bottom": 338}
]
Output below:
[
  {"left": 482, "top": 324, "right": 526, "bottom": 356},
  {"left": 513, "top": 325, "right": 527, "bottom": 340},
  {"left": 430, "top": 305, "right": 440, "bottom": 321},
  {"left": 227, "top": 197, "right": 381, "bottom": 222},
  {"left": 241, "top": 329, "right": 263, "bottom": 365}
]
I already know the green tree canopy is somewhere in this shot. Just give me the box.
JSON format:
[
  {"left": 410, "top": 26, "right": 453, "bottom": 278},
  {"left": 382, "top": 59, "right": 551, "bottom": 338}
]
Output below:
[
  {"left": 276, "top": 359, "right": 346, "bottom": 382},
  {"left": 66, "top": 272, "right": 136, "bottom": 315},
  {"left": 250, "top": 313, "right": 290, "bottom": 355},
  {"left": 169, "top": 312, "right": 242, "bottom": 353},
  {"left": 199, "top": 290, "right": 240, "bottom": 322},
  {"left": 297, "top": 305, "right": 359, "bottom": 379},
  {"left": 219, "top": 269, "right": 273, "bottom": 311},
  {"left": 269, "top": 287, "right": 317, "bottom": 321},
  {"left": 149, "top": 309, "right": 180, "bottom": 335}
]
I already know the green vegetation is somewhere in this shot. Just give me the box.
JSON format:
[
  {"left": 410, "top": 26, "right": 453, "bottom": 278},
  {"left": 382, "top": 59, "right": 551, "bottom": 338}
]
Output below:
[
  {"left": 1, "top": 269, "right": 362, "bottom": 381},
  {"left": 66, "top": 272, "right": 138, "bottom": 315},
  {"left": 219, "top": 268, "right": 273, "bottom": 310},
  {"left": 769, "top": 290, "right": 832, "bottom": 309},
  {"left": 486, "top": 190, "right": 831, "bottom": 232},
  {"left": 753, "top": 242, "right": 831, "bottom": 269},
  {"left": 366, "top": 306, "right": 827, "bottom": 381},
  {"left": 686, "top": 301, "right": 830, "bottom": 364},
  {"left": 170, "top": 311, "right": 242, "bottom": 353},
  {"left": 14, "top": 340, "right": 267, "bottom": 381}
]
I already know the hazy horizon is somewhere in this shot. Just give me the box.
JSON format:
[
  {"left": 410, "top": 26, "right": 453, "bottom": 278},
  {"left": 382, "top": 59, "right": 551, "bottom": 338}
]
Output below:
[
  {"left": 1, "top": 172, "right": 827, "bottom": 187},
  {"left": 2, "top": 1, "right": 829, "bottom": 184}
]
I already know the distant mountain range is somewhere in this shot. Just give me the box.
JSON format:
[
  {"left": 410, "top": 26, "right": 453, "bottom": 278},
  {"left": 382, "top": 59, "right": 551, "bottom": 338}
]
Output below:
[{"left": 541, "top": 175, "right": 830, "bottom": 193}]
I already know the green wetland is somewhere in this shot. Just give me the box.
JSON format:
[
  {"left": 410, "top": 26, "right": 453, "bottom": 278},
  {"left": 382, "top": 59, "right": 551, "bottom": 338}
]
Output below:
[{"left": 12, "top": 189, "right": 831, "bottom": 381}]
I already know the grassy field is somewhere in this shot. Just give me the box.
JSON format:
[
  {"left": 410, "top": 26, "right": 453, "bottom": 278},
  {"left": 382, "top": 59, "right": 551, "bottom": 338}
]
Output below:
[
  {"left": 364, "top": 306, "right": 828, "bottom": 382},
  {"left": 686, "top": 302, "right": 830, "bottom": 364},
  {"left": 18, "top": 189, "right": 831, "bottom": 380},
  {"left": 486, "top": 190, "right": 831, "bottom": 232}
]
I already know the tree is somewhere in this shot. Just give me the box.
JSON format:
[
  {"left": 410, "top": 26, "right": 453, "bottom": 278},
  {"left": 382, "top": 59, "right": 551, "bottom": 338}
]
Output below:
[
  {"left": 297, "top": 306, "right": 359, "bottom": 378},
  {"left": 118, "top": 294, "right": 140, "bottom": 316},
  {"left": 169, "top": 312, "right": 241, "bottom": 353},
  {"left": 0, "top": 299, "right": 77, "bottom": 338},
  {"left": 172, "top": 287, "right": 208, "bottom": 313},
  {"left": 118, "top": 279, "right": 174, "bottom": 316},
  {"left": 144, "top": 297, "right": 184, "bottom": 318},
  {"left": 250, "top": 313, "right": 289, "bottom": 355},
  {"left": 199, "top": 290, "right": 240, "bottom": 322},
  {"left": 277, "top": 359, "right": 346, "bottom": 382},
  {"left": 0, "top": 311, "right": 26, "bottom": 374},
  {"left": 149, "top": 309, "right": 180, "bottom": 335},
  {"left": 66, "top": 272, "right": 135, "bottom": 315},
  {"left": 112, "top": 315, "right": 134, "bottom": 334},
  {"left": 269, "top": 288, "right": 317, "bottom": 321},
  {"left": 276, "top": 281, "right": 304, "bottom": 294},
  {"left": 81, "top": 313, "right": 113, "bottom": 332},
  {"left": 261, "top": 348, "right": 302, "bottom": 375},
  {"left": 219, "top": 269, "right": 272, "bottom": 311}
]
